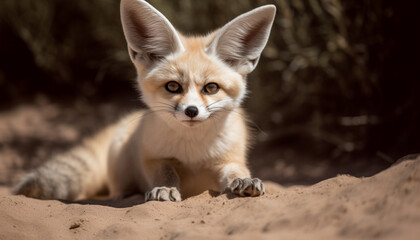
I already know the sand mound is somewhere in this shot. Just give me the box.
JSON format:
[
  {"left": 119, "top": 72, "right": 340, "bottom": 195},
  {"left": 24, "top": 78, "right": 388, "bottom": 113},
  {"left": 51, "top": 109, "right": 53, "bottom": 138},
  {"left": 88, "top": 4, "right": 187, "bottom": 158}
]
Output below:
[{"left": 1, "top": 155, "right": 419, "bottom": 240}]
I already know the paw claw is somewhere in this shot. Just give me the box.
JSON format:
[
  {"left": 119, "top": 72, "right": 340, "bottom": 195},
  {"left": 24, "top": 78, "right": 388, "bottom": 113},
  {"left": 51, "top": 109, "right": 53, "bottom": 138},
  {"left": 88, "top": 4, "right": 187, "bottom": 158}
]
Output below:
[
  {"left": 229, "top": 178, "right": 265, "bottom": 197},
  {"left": 145, "top": 187, "right": 181, "bottom": 202}
]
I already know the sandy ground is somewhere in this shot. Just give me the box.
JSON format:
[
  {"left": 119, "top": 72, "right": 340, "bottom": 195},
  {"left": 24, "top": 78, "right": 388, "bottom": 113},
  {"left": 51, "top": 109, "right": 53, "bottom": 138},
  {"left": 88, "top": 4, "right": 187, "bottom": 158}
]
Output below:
[
  {"left": 0, "top": 101, "right": 419, "bottom": 239},
  {"left": 0, "top": 155, "right": 419, "bottom": 240}
]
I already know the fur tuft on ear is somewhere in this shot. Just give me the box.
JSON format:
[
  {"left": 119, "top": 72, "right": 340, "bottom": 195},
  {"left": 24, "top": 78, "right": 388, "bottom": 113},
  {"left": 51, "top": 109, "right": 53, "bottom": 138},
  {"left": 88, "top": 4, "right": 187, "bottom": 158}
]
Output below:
[
  {"left": 207, "top": 5, "right": 276, "bottom": 75},
  {"left": 120, "top": 0, "right": 184, "bottom": 66}
]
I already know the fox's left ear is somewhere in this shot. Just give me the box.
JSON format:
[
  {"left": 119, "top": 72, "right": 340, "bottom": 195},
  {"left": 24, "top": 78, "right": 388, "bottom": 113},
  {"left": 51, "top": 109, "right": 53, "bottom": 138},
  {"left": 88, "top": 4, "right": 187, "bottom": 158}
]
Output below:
[
  {"left": 208, "top": 5, "right": 276, "bottom": 75},
  {"left": 120, "top": 0, "right": 184, "bottom": 67}
]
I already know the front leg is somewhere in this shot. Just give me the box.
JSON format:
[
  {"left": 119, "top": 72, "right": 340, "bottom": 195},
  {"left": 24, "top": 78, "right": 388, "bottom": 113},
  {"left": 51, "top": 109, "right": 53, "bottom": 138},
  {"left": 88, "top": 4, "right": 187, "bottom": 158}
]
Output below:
[
  {"left": 219, "top": 162, "right": 265, "bottom": 197},
  {"left": 143, "top": 159, "right": 181, "bottom": 202}
]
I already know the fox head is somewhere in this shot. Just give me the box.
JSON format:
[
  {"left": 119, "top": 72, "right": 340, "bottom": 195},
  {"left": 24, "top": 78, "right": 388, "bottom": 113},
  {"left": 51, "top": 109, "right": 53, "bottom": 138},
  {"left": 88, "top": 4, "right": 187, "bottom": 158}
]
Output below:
[{"left": 121, "top": 0, "right": 275, "bottom": 128}]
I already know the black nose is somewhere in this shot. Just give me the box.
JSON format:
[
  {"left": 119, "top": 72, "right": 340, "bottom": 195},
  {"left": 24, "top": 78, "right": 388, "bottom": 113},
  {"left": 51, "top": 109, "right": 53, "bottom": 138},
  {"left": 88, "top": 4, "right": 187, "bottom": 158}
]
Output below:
[{"left": 184, "top": 106, "right": 199, "bottom": 118}]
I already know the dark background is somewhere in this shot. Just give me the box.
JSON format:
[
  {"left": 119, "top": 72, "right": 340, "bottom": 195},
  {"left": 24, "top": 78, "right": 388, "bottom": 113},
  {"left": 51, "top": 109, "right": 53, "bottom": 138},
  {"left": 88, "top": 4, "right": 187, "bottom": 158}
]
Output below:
[{"left": 0, "top": 0, "right": 419, "bottom": 186}]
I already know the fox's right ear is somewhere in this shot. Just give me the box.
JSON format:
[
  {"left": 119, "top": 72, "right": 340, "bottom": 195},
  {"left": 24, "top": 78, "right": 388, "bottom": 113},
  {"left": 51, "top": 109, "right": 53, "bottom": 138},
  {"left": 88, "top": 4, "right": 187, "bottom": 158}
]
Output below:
[
  {"left": 120, "top": 0, "right": 184, "bottom": 67},
  {"left": 207, "top": 5, "right": 276, "bottom": 76}
]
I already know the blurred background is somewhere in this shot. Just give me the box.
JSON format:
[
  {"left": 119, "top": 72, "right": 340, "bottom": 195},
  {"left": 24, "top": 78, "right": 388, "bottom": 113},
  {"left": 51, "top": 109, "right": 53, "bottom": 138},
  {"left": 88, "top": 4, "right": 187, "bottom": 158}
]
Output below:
[{"left": 0, "top": 0, "right": 419, "bottom": 187}]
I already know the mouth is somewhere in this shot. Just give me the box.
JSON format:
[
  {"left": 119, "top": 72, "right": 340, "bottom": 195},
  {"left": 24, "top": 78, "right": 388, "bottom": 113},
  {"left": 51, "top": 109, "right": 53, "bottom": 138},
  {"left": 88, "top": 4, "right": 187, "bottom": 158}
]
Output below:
[
  {"left": 181, "top": 119, "right": 202, "bottom": 126},
  {"left": 181, "top": 120, "right": 202, "bottom": 123}
]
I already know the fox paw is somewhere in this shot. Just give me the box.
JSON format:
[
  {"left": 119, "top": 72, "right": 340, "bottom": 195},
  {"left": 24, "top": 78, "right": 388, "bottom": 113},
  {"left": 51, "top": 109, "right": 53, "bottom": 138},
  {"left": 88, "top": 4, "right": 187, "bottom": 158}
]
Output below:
[
  {"left": 145, "top": 187, "right": 181, "bottom": 202},
  {"left": 229, "top": 178, "right": 265, "bottom": 197}
]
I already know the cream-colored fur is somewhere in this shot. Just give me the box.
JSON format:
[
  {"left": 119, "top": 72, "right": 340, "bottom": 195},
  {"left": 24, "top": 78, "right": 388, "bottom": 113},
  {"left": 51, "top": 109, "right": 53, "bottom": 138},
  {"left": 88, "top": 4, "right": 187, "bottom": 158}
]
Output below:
[{"left": 13, "top": 0, "right": 276, "bottom": 202}]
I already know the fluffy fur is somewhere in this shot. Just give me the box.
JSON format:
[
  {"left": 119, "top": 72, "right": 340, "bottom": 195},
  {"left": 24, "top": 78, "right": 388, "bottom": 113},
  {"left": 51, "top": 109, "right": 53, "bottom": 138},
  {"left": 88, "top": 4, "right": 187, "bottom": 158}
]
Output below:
[{"left": 13, "top": 0, "right": 276, "bottom": 202}]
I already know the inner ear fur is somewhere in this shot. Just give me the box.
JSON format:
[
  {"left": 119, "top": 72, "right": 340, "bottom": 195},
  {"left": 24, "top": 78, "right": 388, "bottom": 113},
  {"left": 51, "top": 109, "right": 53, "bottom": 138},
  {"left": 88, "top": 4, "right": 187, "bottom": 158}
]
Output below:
[
  {"left": 120, "top": 0, "right": 184, "bottom": 66},
  {"left": 207, "top": 5, "right": 276, "bottom": 75}
]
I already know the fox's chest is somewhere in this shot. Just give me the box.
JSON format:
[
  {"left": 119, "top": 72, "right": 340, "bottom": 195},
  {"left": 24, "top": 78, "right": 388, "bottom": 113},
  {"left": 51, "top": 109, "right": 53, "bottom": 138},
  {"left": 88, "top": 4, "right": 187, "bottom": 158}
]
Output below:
[
  {"left": 140, "top": 131, "right": 224, "bottom": 196},
  {"left": 139, "top": 113, "right": 239, "bottom": 165},
  {"left": 143, "top": 132, "right": 228, "bottom": 165}
]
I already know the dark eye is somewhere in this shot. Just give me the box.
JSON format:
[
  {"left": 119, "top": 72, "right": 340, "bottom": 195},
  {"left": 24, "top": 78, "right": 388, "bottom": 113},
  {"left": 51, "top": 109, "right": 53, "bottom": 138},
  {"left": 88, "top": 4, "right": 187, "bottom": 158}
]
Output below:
[
  {"left": 165, "top": 81, "right": 182, "bottom": 93},
  {"left": 203, "top": 83, "right": 219, "bottom": 94}
]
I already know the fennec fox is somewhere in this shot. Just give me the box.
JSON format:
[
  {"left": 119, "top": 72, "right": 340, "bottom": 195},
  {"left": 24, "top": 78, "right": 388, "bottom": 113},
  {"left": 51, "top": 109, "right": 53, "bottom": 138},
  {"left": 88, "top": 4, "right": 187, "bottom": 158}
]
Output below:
[{"left": 13, "top": 0, "right": 276, "bottom": 202}]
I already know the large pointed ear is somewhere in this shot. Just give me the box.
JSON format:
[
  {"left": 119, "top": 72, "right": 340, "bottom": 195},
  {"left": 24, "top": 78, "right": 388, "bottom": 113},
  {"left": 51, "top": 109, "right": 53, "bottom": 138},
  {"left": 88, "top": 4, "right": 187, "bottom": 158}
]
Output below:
[
  {"left": 120, "top": 0, "right": 184, "bottom": 66},
  {"left": 207, "top": 5, "right": 276, "bottom": 75}
]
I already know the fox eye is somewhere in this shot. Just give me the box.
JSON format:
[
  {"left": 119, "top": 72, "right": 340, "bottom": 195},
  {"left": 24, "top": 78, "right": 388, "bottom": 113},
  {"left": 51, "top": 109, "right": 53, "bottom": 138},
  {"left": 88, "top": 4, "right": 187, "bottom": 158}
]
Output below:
[
  {"left": 165, "top": 81, "right": 182, "bottom": 93},
  {"left": 203, "top": 83, "right": 219, "bottom": 95}
]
